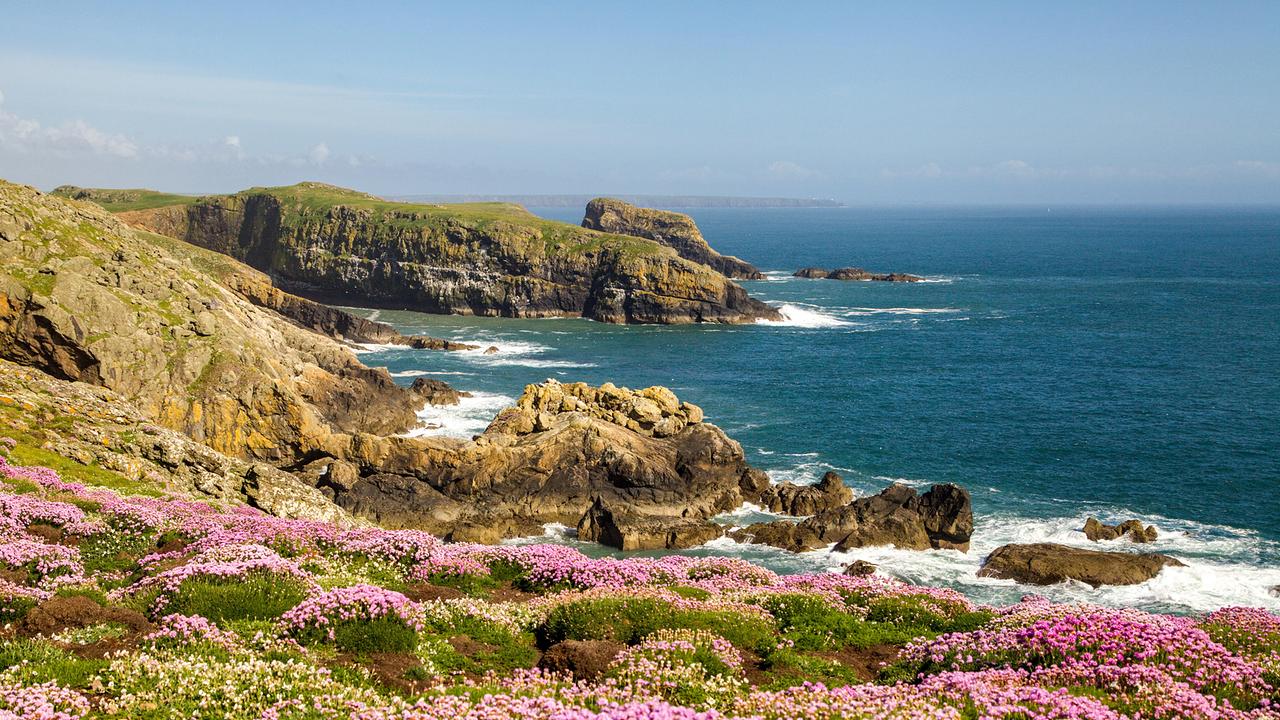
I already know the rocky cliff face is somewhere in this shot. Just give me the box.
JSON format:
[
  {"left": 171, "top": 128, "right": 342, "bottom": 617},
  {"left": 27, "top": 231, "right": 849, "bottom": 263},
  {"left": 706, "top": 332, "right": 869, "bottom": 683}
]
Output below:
[
  {"left": 0, "top": 180, "right": 438, "bottom": 464},
  {"left": 107, "top": 183, "right": 778, "bottom": 325},
  {"left": 581, "top": 197, "right": 764, "bottom": 280}
]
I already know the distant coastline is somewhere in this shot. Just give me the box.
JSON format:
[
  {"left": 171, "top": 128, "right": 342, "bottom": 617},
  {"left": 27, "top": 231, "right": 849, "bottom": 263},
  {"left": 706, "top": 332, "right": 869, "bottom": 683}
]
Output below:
[{"left": 391, "top": 193, "right": 845, "bottom": 208}]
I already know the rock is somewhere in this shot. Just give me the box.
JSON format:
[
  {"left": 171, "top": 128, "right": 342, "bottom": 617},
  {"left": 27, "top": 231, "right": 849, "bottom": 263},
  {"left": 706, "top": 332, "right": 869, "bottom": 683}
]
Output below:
[
  {"left": 576, "top": 498, "right": 724, "bottom": 551},
  {"left": 843, "top": 560, "right": 878, "bottom": 576},
  {"left": 758, "top": 470, "right": 853, "bottom": 516},
  {"left": 978, "top": 542, "right": 1185, "bottom": 587},
  {"left": 0, "top": 357, "right": 359, "bottom": 525},
  {"left": 221, "top": 271, "right": 473, "bottom": 351},
  {"left": 735, "top": 483, "right": 973, "bottom": 553},
  {"left": 1082, "top": 517, "right": 1158, "bottom": 543},
  {"left": 106, "top": 183, "right": 779, "bottom": 325},
  {"left": 538, "top": 640, "right": 626, "bottom": 681},
  {"left": 793, "top": 267, "right": 923, "bottom": 282},
  {"left": 483, "top": 346, "right": 500, "bottom": 355},
  {"left": 581, "top": 197, "right": 764, "bottom": 280},
  {"left": 409, "top": 377, "right": 467, "bottom": 406},
  {"left": 1270, "top": 585, "right": 1280, "bottom": 598},
  {"left": 331, "top": 380, "right": 767, "bottom": 543},
  {"left": 0, "top": 181, "right": 436, "bottom": 465}
]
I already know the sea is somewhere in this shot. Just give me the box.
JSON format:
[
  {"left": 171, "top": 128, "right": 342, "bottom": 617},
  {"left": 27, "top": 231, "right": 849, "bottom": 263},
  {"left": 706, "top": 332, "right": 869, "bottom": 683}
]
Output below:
[{"left": 346, "top": 205, "right": 1280, "bottom": 614}]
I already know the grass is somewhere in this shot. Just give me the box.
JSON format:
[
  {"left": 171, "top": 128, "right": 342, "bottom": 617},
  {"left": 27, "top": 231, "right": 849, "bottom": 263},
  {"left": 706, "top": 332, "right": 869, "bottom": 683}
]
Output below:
[
  {"left": 539, "top": 597, "right": 777, "bottom": 651},
  {"left": 50, "top": 186, "right": 202, "bottom": 213},
  {"left": 327, "top": 617, "right": 420, "bottom": 654},
  {"left": 4, "top": 440, "right": 163, "bottom": 497},
  {"left": 159, "top": 574, "right": 310, "bottom": 622},
  {"left": 0, "top": 638, "right": 109, "bottom": 689}
]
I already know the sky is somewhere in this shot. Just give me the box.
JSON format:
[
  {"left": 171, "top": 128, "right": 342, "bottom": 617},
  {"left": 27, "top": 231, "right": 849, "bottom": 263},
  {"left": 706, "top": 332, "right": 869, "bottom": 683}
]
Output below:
[{"left": 1, "top": 1, "right": 1278, "bottom": 204}]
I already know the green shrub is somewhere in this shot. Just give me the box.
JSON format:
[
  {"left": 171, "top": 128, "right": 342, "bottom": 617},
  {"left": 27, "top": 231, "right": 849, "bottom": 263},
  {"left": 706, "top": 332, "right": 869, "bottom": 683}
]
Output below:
[
  {"left": 863, "top": 596, "right": 991, "bottom": 633},
  {"left": 160, "top": 575, "right": 308, "bottom": 622},
  {"left": 538, "top": 598, "right": 775, "bottom": 651},
  {"left": 759, "top": 648, "right": 866, "bottom": 689}
]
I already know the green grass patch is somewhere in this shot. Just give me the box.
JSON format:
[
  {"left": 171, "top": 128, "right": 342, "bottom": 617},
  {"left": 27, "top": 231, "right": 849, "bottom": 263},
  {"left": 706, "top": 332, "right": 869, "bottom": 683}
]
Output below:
[
  {"left": 6, "top": 442, "right": 162, "bottom": 497},
  {"left": 159, "top": 574, "right": 309, "bottom": 623},
  {"left": 0, "top": 638, "right": 108, "bottom": 689},
  {"left": 539, "top": 597, "right": 776, "bottom": 651}
]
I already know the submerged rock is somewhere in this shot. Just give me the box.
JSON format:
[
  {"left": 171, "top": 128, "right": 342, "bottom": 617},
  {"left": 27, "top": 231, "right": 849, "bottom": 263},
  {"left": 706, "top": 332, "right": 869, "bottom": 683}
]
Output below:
[
  {"left": 1082, "top": 517, "right": 1158, "bottom": 543},
  {"left": 978, "top": 542, "right": 1184, "bottom": 587},
  {"left": 582, "top": 197, "right": 765, "bottom": 280},
  {"left": 733, "top": 482, "right": 973, "bottom": 553}
]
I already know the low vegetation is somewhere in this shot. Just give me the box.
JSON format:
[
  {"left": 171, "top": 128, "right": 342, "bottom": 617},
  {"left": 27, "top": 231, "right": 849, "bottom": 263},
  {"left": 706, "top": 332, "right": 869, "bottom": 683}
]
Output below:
[{"left": 1, "top": 448, "right": 1277, "bottom": 719}]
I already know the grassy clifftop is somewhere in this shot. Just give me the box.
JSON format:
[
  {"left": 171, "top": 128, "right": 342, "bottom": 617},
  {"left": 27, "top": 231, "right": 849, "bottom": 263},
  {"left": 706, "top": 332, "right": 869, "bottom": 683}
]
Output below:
[{"left": 68, "top": 181, "right": 778, "bottom": 323}]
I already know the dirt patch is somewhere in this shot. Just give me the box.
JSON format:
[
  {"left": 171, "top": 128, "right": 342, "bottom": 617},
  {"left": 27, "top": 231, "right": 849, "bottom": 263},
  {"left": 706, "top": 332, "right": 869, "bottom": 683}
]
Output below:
[
  {"left": 25, "top": 523, "right": 64, "bottom": 544},
  {"left": 537, "top": 639, "right": 625, "bottom": 681},
  {"left": 334, "top": 651, "right": 428, "bottom": 694},
  {"left": 817, "top": 643, "right": 903, "bottom": 682},
  {"left": 448, "top": 634, "right": 499, "bottom": 657},
  {"left": 403, "top": 583, "right": 465, "bottom": 602},
  {"left": 153, "top": 535, "right": 190, "bottom": 555},
  {"left": 17, "top": 595, "right": 153, "bottom": 638},
  {"left": 0, "top": 567, "right": 28, "bottom": 585},
  {"left": 489, "top": 583, "right": 536, "bottom": 603}
]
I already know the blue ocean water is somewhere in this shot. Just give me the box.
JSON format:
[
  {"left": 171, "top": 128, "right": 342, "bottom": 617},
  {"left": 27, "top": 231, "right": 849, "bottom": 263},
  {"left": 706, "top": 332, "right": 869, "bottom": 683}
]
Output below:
[{"left": 349, "top": 206, "right": 1280, "bottom": 613}]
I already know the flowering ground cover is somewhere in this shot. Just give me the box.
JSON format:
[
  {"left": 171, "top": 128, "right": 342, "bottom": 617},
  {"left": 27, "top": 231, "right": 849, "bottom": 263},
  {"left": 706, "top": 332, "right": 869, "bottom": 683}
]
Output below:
[{"left": 1, "top": 452, "right": 1277, "bottom": 719}]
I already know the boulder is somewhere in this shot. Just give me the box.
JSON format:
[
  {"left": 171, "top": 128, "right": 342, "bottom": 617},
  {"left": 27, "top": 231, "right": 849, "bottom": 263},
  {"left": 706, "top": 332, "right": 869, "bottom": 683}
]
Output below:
[
  {"left": 843, "top": 560, "right": 878, "bottom": 576},
  {"left": 409, "top": 377, "right": 467, "bottom": 406},
  {"left": 793, "top": 267, "right": 923, "bottom": 282},
  {"left": 733, "top": 483, "right": 973, "bottom": 553},
  {"left": 576, "top": 498, "right": 724, "bottom": 551},
  {"left": 1082, "top": 517, "right": 1158, "bottom": 543},
  {"left": 978, "top": 542, "right": 1185, "bottom": 587},
  {"left": 538, "top": 640, "right": 626, "bottom": 681},
  {"left": 758, "top": 471, "right": 853, "bottom": 516},
  {"left": 331, "top": 380, "right": 768, "bottom": 542}
]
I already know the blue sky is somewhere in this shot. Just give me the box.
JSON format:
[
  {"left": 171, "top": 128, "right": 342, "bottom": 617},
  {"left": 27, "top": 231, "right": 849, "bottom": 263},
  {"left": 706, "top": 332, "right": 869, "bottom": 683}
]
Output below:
[{"left": 1, "top": 1, "right": 1277, "bottom": 203}]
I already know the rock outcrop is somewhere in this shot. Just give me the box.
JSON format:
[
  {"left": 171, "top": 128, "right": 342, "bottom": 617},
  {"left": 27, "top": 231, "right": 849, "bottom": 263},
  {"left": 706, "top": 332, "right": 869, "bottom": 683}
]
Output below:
[
  {"left": 0, "top": 358, "right": 354, "bottom": 524},
  {"left": 0, "top": 180, "right": 447, "bottom": 464},
  {"left": 327, "top": 379, "right": 770, "bottom": 547},
  {"left": 733, "top": 483, "right": 973, "bottom": 553},
  {"left": 757, "top": 470, "right": 852, "bottom": 516},
  {"left": 978, "top": 543, "right": 1184, "bottom": 587},
  {"left": 794, "top": 267, "right": 923, "bottom": 282},
  {"left": 1082, "top": 517, "right": 1158, "bottom": 543},
  {"left": 581, "top": 197, "right": 764, "bottom": 280},
  {"left": 82, "top": 183, "right": 779, "bottom": 325}
]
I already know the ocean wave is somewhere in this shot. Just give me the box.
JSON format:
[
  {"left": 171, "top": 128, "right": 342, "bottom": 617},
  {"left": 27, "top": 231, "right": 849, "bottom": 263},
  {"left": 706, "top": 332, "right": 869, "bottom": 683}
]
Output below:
[
  {"left": 757, "top": 303, "right": 852, "bottom": 328},
  {"left": 403, "top": 391, "right": 515, "bottom": 439},
  {"left": 389, "top": 370, "right": 476, "bottom": 377},
  {"left": 349, "top": 342, "right": 404, "bottom": 354}
]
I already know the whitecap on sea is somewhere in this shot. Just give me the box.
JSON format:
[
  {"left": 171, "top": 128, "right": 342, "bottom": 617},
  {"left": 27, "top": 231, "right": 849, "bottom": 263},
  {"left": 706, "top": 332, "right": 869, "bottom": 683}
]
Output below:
[
  {"left": 403, "top": 392, "right": 515, "bottom": 439},
  {"left": 757, "top": 303, "right": 851, "bottom": 328}
]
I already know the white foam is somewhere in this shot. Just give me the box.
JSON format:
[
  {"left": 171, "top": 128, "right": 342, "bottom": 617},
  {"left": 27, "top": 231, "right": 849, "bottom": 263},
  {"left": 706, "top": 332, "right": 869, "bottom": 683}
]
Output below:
[
  {"left": 403, "top": 392, "right": 515, "bottom": 439},
  {"left": 350, "top": 342, "right": 403, "bottom": 354},
  {"left": 845, "top": 307, "right": 961, "bottom": 316},
  {"left": 455, "top": 339, "right": 598, "bottom": 369},
  {"left": 757, "top": 303, "right": 852, "bottom": 328},
  {"left": 366, "top": 310, "right": 382, "bottom": 322},
  {"left": 389, "top": 370, "right": 476, "bottom": 377}
]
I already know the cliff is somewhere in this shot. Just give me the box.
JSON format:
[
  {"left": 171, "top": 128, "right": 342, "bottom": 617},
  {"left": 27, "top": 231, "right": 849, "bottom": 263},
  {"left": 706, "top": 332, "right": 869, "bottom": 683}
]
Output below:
[
  {"left": 0, "top": 180, "right": 444, "bottom": 463},
  {"left": 74, "top": 183, "right": 779, "bottom": 324},
  {"left": 581, "top": 197, "right": 765, "bottom": 279}
]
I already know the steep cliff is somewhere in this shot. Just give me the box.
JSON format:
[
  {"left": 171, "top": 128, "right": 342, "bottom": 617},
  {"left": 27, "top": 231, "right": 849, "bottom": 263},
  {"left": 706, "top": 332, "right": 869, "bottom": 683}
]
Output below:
[
  {"left": 581, "top": 197, "right": 764, "bottom": 280},
  {"left": 0, "top": 180, "right": 441, "bottom": 463},
  {"left": 84, "top": 183, "right": 779, "bottom": 324}
]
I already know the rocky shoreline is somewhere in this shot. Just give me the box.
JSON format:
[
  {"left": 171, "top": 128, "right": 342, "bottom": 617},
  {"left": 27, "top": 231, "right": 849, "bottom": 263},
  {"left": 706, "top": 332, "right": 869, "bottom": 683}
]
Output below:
[
  {"left": 1, "top": 177, "right": 1196, "bottom": 594},
  {"left": 794, "top": 267, "right": 924, "bottom": 282}
]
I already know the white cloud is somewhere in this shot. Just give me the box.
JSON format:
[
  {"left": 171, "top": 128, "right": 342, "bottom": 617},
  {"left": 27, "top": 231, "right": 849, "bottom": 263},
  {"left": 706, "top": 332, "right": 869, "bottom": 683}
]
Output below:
[
  {"left": 1235, "top": 160, "right": 1280, "bottom": 178},
  {"left": 767, "top": 160, "right": 818, "bottom": 179},
  {"left": 309, "top": 142, "right": 330, "bottom": 165},
  {"left": 0, "top": 91, "right": 139, "bottom": 158}
]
